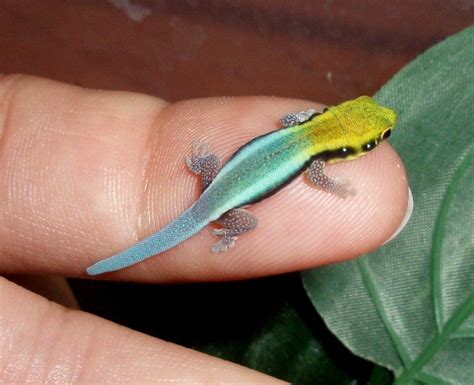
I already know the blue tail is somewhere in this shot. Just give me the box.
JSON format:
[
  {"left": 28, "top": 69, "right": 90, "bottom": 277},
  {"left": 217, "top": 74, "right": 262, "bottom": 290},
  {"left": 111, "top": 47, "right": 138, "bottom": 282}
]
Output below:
[{"left": 86, "top": 203, "right": 210, "bottom": 275}]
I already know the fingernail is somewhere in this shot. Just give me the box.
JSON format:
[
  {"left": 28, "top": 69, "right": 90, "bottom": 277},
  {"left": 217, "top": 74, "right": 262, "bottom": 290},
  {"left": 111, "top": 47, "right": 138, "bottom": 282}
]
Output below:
[{"left": 383, "top": 187, "right": 414, "bottom": 245}]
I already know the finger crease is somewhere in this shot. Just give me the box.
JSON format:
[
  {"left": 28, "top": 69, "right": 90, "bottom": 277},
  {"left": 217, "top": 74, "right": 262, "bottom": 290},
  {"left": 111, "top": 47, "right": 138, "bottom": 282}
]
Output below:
[
  {"left": 0, "top": 74, "right": 26, "bottom": 161},
  {"left": 137, "top": 103, "right": 169, "bottom": 239}
]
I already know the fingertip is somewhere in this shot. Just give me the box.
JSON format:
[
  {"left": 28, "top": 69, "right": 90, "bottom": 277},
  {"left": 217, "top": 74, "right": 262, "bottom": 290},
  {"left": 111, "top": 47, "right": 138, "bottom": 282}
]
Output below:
[{"left": 383, "top": 186, "right": 413, "bottom": 245}]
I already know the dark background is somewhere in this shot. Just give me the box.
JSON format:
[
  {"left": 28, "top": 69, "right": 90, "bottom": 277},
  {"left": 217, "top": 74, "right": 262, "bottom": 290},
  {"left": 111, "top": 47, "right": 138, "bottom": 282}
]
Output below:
[
  {"left": 2, "top": 1, "right": 473, "bottom": 383},
  {"left": 2, "top": 1, "right": 473, "bottom": 104}
]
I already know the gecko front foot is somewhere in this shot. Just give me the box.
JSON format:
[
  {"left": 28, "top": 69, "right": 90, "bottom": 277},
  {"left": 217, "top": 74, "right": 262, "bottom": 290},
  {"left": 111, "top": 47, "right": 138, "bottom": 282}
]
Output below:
[
  {"left": 332, "top": 178, "right": 357, "bottom": 199},
  {"left": 280, "top": 108, "right": 319, "bottom": 127},
  {"left": 307, "top": 158, "right": 357, "bottom": 198},
  {"left": 211, "top": 209, "right": 258, "bottom": 253}
]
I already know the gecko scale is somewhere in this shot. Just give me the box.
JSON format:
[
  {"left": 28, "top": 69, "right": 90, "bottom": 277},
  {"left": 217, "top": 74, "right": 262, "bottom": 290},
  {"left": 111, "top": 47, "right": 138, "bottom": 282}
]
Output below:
[{"left": 86, "top": 96, "right": 397, "bottom": 275}]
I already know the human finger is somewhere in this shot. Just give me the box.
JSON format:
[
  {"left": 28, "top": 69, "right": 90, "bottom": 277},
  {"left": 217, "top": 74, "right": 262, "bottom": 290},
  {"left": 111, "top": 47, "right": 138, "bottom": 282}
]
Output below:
[
  {"left": 0, "top": 277, "right": 286, "bottom": 383},
  {"left": 0, "top": 75, "right": 408, "bottom": 281}
]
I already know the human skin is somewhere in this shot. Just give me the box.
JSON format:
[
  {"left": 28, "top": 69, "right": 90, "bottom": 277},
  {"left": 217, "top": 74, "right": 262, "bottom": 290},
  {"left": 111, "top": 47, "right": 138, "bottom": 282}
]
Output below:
[{"left": 0, "top": 75, "right": 408, "bottom": 383}]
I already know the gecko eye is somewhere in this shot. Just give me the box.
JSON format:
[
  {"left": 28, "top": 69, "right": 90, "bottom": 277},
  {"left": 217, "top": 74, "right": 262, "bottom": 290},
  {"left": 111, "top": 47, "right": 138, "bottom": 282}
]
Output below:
[
  {"left": 363, "top": 141, "right": 377, "bottom": 151},
  {"left": 381, "top": 129, "right": 392, "bottom": 140}
]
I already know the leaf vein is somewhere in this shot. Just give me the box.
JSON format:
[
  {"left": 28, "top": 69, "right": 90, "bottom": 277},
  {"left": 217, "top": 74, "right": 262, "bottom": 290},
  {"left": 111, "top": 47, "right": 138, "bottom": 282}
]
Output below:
[{"left": 357, "top": 258, "right": 412, "bottom": 367}]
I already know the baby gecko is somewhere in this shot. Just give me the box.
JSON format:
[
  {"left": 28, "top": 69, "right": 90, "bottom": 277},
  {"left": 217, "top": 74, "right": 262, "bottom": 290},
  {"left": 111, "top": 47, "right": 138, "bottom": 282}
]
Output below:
[{"left": 86, "top": 96, "right": 397, "bottom": 275}]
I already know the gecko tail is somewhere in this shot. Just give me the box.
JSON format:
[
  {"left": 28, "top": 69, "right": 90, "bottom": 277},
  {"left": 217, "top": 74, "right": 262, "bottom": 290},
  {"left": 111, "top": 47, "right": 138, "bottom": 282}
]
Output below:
[{"left": 86, "top": 204, "right": 209, "bottom": 275}]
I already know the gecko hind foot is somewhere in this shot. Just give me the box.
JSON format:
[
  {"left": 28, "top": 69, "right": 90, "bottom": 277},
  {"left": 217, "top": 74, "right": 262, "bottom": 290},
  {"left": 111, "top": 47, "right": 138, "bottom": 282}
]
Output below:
[
  {"left": 211, "top": 209, "right": 258, "bottom": 253},
  {"left": 186, "top": 139, "right": 221, "bottom": 191},
  {"left": 186, "top": 139, "right": 212, "bottom": 173},
  {"left": 212, "top": 231, "right": 238, "bottom": 253}
]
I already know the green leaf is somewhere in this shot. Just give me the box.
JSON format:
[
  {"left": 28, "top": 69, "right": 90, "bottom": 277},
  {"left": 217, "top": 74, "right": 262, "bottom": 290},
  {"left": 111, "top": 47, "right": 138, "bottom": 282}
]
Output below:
[{"left": 302, "top": 25, "right": 474, "bottom": 385}]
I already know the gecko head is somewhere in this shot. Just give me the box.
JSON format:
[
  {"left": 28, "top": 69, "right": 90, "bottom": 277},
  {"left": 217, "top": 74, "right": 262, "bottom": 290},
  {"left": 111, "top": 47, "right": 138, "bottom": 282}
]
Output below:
[
  {"left": 320, "top": 96, "right": 398, "bottom": 163},
  {"left": 353, "top": 95, "right": 398, "bottom": 142},
  {"left": 332, "top": 96, "right": 398, "bottom": 157}
]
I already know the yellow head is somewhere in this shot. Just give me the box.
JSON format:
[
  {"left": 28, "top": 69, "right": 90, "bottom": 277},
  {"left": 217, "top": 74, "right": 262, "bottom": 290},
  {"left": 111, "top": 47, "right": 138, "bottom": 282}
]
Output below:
[
  {"left": 336, "top": 95, "right": 397, "bottom": 138},
  {"left": 306, "top": 95, "right": 398, "bottom": 163}
]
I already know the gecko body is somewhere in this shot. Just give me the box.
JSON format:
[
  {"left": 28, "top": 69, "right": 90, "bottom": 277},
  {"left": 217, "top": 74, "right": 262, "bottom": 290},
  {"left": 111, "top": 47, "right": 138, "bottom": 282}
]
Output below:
[{"left": 86, "top": 96, "right": 397, "bottom": 275}]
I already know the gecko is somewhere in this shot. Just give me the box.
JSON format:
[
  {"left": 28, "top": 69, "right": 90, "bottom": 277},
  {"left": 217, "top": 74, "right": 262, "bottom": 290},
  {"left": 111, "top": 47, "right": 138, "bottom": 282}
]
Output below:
[{"left": 86, "top": 96, "right": 397, "bottom": 275}]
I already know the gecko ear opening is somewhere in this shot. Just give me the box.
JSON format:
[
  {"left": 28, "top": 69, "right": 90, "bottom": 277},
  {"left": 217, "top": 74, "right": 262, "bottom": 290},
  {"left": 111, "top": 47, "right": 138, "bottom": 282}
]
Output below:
[{"left": 381, "top": 129, "right": 392, "bottom": 140}]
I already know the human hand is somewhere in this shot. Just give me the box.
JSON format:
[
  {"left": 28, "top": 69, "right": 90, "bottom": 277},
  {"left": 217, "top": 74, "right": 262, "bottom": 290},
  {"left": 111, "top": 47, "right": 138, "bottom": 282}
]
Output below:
[{"left": 0, "top": 75, "right": 409, "bottom": 383}]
